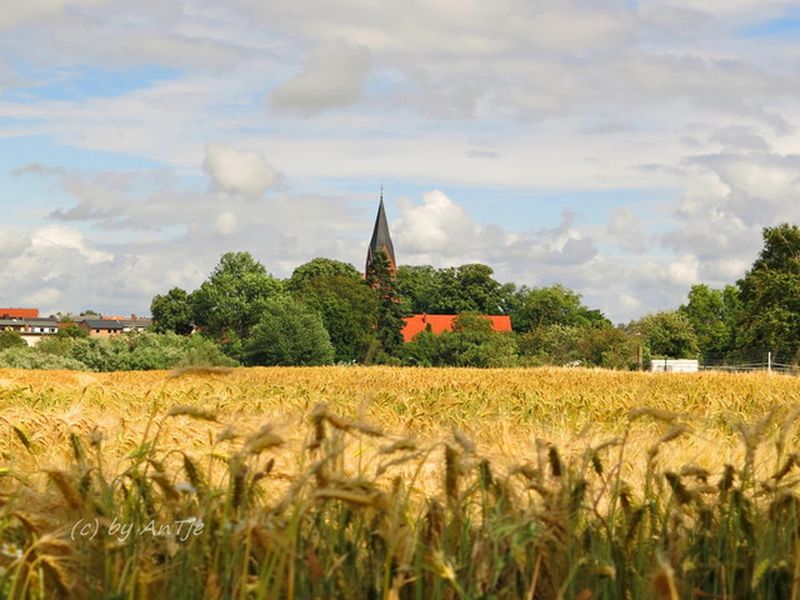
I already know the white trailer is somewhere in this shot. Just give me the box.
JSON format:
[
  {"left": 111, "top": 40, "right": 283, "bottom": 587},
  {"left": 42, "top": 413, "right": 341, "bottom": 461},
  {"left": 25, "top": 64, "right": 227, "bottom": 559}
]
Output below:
[{"left": 650, "top": 358, "right": 699, "bottom": 373}]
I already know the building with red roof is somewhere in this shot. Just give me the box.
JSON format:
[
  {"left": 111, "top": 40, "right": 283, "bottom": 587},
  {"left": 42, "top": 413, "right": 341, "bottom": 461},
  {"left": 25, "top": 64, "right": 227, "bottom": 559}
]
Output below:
[
  {"left": 0, "top": 308, "right": 39, "bottom": 319},
  {"left": 401, "top": 313, "right": 512, "bottom": 342}
]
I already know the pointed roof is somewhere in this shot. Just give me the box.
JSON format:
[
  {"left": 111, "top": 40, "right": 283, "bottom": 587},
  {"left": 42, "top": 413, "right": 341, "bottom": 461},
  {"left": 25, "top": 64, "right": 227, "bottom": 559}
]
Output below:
[{"left": 366, "top": 191, "right": 396, "bottom": 272}]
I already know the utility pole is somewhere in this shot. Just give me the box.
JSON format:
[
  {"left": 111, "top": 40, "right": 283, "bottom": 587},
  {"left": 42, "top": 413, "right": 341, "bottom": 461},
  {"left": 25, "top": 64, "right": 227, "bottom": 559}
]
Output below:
[
  {"left": 638, "top": 344, "right": 643, "bottom": 371},
  {"left": 767, "top": 351, "right": 772, "bottom": 374}
]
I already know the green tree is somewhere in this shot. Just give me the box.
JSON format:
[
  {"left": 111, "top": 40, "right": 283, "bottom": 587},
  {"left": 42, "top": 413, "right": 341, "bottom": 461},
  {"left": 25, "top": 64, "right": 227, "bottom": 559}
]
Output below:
[
  {"left": 293, "top": 274, "right": 378, "bottom": 363},
  {"left": 396, "top": 265, "right": 440, "bottom": 314},
  {"left": 151, "top": 287, "right": 195, "bottom": 335},
  {"left": 576, "top": 326, "right": 644, "bottom": 370},
  {"left": 0, "top": 330, "right": 26, "bottom": 351},
  {"left": 518, "top": 324, "right": 582, "bottom": 366},
  {"left": 402, "top": 312, "right": 518, "bottom": 367},
  {"left": 366, "top": 249, "right": 405, "bottom": 358},
  {"left": 244, "top": 297, "right": 334, "bottom": 366},
  {"left": 191, "top": 252, "right": 282, "bottom": 354},
  {"left": 397, "top": 264, "right": 514, "bottom": 316},
  {"left": 678, "top": 284, "right": 738, "bottom": 357},
  {"left": 511, "top": 285, "right": 608, "bottom": 332},
  {"left": 287, "top": 258, "right": 362, "bottom": 292},
  {"left": 628, "top": 311, "right": 698, "bottom": 359},
  {"left": 736, "top": 223, "right": 800, "bottom": 362}
]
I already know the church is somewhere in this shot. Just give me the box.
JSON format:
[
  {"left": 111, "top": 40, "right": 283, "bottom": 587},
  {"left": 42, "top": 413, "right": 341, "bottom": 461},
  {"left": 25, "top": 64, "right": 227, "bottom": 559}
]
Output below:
[{"left": 366, "top": 195, "right": 512, "bottom": 342}]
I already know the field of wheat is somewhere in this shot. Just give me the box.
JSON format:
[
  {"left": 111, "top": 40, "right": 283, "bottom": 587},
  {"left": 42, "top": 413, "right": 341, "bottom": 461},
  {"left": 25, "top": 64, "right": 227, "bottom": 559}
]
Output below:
[{"left": 0, "top": 366, "right": 798, "bottom": 599}]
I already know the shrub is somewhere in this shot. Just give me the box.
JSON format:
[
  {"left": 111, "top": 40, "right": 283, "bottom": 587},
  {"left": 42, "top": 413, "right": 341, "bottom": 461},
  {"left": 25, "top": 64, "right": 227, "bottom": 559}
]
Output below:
[
  {"left": 244, "top": 296, "right": 334, "bottom": 366},
  {"left": 0, "top": 347, "right": 88, "bottom": 370},
  {"left": 0, "top": 330, "right": 27, "bottom": 351}
]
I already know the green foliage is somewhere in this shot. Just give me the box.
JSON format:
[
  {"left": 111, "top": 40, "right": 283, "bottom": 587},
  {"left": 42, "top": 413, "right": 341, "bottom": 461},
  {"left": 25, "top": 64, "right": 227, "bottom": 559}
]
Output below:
[
  {"left": 736, "top": 223, "right": 800, "bottom": 361},
  {"left": 396, "top": 263, "right": 513, "bottom": 315},
  {"left": 679, "top": 284, "right": 739, "bottom": 357},
  {"left": 518, "top": 323, "right": 643, "bottom": 369},
  {"left": 366, "top": 249, "right": 405, "bottom": 358},
  {"left": 38, "top": 332, "right": 236, "bottom": 372},
  {"left": 396, "top": 265, "right": 440, "bottom": 313},
  {"left": 518, "top": 324, "right": 582, "bottom": 366},
  {"left": 403, "top": 312, "right": 519, "bottom": 367},
  {"left": 511, "top": 284, "right": 609, "bottom": 332},
  {"left": 293, "top": 274, "right": 378, "bottom": 363},
  {"left": 191, "top": 251, "right": 282, "bottom": 348},
  {"left": 151, "top": 287, "right": 194, "bottom": 335},
  {"left": 0, "top": 347, "right": 88, "bottom": 370},
  {"left": 287, "top": 257, "right": 361, "bottom": 292},
  {"left": 244, "top": 296, "right": 334, "bottom": 366},
  {"left": 58, "top": 324, "right": 89, "bottom": 338},
  {"left": 628, "top": 310, "right": 698, "bottom": 359},
  {"left": 0, "top": 330, "right": 26, "bottom": 351}
]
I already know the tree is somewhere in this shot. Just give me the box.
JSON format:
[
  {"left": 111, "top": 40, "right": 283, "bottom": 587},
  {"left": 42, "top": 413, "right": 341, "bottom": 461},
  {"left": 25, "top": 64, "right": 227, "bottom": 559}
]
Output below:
[
  {"left": 575, "top": 326, "right": 643, "bottom": 370},
  {"left": 191, "top": 252, "right": 282, "bottom": 353},
  {"left": 511, "top": 285, "right": 609, "bottom": 332},
  {"left": 518, "top": 324, "right": 582, "bottom": 366},
  {"left": 287, "top": 258, "right": 362, "bottom": 292},
  {"left": 401, "top": 312, "right": 518, "bottom": 367},
  {"left": 151, "top": 287, "right": 194, "bottom": 335},
  {"left": 366, "top": 249, "right": 405, "bottom": 358},
  {"left": 438, "top": 264, "right": 506, "bottom": 314},
  {"left": 628, "top": 311, "right": 698, "bottom": 359},
  {"left": 397, "top": 263, "right": 514, "bottom": 316},
  {"left": 396, "top": 265, "right": 440, "bottom": 314},
  {"left": 678, "top": 284, "right": 738, "bottom": 357},
  {"left": 736, "top": 223, "right": 800, "bottom": 362},
  {"left": 0, "top": 330, "right": 26, "bottom": 351},
  {"left": 293, "top": 274, "right": 378, "bottom": 363},
  {"left": 244, "top": 297, "right": 334, "bottom": 366}
]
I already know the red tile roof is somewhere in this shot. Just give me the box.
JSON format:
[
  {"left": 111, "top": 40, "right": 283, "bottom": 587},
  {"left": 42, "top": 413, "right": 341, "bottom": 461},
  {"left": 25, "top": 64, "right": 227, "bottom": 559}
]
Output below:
[
  {"left": 0, "top": 308, "right": 39, "bottom": 319},
  {"left": 402, "top": 314, "right": 512, "bottom": 342}
]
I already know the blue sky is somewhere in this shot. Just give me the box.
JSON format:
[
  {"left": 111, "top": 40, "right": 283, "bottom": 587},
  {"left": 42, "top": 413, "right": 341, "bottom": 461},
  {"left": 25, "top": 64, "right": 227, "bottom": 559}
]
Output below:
[{"left": 1, "top": 0, "right": 799, "bottom": 321}]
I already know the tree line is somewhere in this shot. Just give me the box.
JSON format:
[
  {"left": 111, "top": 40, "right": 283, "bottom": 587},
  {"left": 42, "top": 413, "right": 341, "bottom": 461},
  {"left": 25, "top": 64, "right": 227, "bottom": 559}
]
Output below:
[{"left": 2, "top": 222, "right": 798, "bottom": 370}]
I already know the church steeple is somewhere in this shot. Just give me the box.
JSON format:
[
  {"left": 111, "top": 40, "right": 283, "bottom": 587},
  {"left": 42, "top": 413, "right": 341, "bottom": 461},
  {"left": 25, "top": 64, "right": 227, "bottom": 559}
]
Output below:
[{"left": 366, "top": 188, "right": 396, "bottom": 274}]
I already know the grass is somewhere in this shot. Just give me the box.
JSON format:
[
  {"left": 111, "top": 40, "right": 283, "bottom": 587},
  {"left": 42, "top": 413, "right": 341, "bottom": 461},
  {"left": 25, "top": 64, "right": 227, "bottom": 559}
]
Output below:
[{"left": 0, "top": 366, "right": 798, "bottom": 598}]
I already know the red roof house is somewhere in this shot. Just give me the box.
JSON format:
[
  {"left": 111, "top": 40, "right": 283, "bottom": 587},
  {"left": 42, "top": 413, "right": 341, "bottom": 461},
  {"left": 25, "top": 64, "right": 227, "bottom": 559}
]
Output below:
[
  {"left": 402, "top": 314, "right": 512, "bottom": 342},
  {"left": 0, "top": 308, "right": 39, "bottom": 319}
]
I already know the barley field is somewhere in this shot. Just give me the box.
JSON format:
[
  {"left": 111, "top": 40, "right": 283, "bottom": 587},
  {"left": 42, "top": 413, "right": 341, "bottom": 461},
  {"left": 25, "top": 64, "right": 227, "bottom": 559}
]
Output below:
[{"left": 0, "top": 366, "right": 798, "bottom": 599}]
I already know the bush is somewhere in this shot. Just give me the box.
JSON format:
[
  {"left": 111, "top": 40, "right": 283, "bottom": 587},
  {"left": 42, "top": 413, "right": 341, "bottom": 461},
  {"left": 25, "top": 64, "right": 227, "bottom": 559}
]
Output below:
[
  {"left": 0, "top": 330, "right": 27, "bottom": 351},
  {"left": 402, "top": 313, "right": 519, "bottom": 367},
  {"left": 244, "top": 296, "right": 334, "bottom": 366},
  {"left": 0, "top": 347, "right": 88, "bottom": 370},
  {"left": 39, "top": 332, "right": 237, "bottom": 372}
]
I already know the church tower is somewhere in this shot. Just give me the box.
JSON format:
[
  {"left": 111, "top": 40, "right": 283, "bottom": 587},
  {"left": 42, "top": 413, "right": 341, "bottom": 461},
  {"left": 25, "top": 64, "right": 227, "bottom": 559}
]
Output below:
[{"left": 366, "top": 190, "right": 396, "bottom": 275}]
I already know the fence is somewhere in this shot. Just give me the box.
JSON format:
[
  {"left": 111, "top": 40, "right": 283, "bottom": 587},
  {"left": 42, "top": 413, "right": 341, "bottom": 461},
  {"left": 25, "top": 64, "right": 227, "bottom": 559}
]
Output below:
[{"left": 699, "top": 350, "right": 800, "bottom": 375}]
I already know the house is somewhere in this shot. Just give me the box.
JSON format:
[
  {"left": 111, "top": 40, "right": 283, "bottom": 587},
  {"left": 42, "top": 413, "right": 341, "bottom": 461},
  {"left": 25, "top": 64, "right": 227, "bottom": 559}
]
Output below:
[
  {"left": 0, "top": 314, "right": 59, "bottom": 347},
  {"left": 365, "top": 193, "right": 512, "bottom": 343},
  {"left": 401, "top": 313, "right": 512, "bottom": 342},
  {"left": 0, "top": 308, "right": 39, "bottom": 319},
  {"left": 77, "top": 315, "right": 152, "bottom": 337}
]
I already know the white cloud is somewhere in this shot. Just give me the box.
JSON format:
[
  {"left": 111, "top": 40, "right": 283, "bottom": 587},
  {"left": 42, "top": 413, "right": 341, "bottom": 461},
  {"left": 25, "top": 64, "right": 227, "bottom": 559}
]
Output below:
[
  {"left": 607, "top": 208, "right": 648, "bottom": 252},
  {"left": 270, "top": 41, "right": 371, "bottom": 114},
  {"left": 202, "top": 143, "right": 279, "bottom": 196},
  {"left": 31, "top": 225, "right": 113, "bottom": 264},
  {"left": 0, "top": 229, "right": 31, "bottom": 259},
  {"left": 214, "top": 211, "right": 237, "bottom": 236}
]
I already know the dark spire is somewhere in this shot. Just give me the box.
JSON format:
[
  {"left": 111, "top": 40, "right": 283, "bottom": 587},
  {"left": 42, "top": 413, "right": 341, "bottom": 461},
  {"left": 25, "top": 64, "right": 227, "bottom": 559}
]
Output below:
[{"left": 366, "top": 189, "right": 396, "bottom": 274}]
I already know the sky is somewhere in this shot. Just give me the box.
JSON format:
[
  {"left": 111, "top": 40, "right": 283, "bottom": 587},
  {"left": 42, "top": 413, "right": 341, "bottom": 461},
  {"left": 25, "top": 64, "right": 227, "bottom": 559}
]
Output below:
[{"left": 1, "top": 0, "right": 800, "bottom": 323}]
